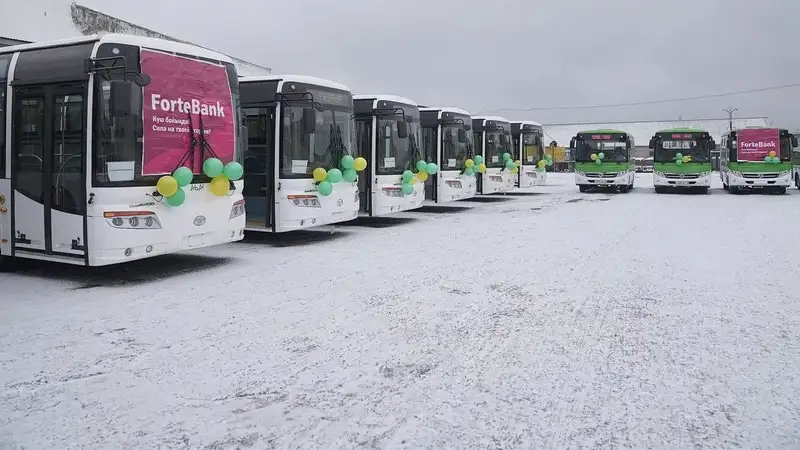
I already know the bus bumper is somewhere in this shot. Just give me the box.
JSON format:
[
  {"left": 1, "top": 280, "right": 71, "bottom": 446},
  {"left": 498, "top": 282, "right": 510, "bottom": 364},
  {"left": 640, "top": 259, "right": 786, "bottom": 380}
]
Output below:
[
  {"left": 654, "top": 172, "right": 711, "bottom": 187},
  {"left": 728, "top": 171, "right": 791, "bottom": 188}
]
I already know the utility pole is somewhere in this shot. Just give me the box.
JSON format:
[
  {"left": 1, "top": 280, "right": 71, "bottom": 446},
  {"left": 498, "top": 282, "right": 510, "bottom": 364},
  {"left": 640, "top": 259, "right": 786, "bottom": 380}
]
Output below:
[{"left": 723, "top": 107, "right": 738, "bottom": 131}]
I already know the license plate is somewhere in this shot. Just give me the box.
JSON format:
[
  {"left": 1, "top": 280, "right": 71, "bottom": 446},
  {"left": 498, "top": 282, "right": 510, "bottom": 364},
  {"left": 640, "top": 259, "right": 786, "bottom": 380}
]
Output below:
[{"left": 187, "top": 234, "right": 205, "bottom": 248}]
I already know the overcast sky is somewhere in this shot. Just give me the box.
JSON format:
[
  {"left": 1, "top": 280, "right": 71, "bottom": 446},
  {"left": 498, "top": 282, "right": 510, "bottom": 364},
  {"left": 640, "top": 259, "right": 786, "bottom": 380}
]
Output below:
[{"left": 7, "top": 0, "right": 800, "bottom": 127}]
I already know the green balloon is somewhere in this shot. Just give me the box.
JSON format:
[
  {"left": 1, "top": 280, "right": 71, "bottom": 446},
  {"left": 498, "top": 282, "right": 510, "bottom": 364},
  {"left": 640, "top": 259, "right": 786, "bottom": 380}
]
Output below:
[
  {"left": 401, "top": 182, "right": 414, "bottom": 195},
  {"left": 223, "top": 161, "right": 244, "bottom": 181},
  {"left": 505, "top": 159, "right": 516, "bottom": 169},
  {"left": 675, "top": 159, "right": 683, "bottom": 165},
  {"left": 595, "top": 159, "right": 602, "bottom": 165},
  {"left": 318, "top": 180, "right": 333, "bottom": 196},
  {"left": 172, "top": 166, "right": 193, "bottom": 187},
  {"left": 465, "top": 166, "right": 474, "bottom": 175},
  {"left": 426, "top": 162, "right": 439, "bottom": 174},
  {"left": 342, "top": 168, "right": 357, "bottom": 182},
  {"left": 327, "top": 168, "right": 343, "bottom": 183},
  {"left": 402, "top": 170, "right": 414, "bottom": 183},
  {"left": 675, "top": 153, "right": 683, "bottom": 159},
  {"left": 203, "top": 158, "right": 224, "bottom": 178},
  {"left": 166, "top": 188, "right": 185, "bottom": 206},
  {"left": 597, "top": 152, "right": 605, "bottom": 160},
  {"left": 416, "top": 160, "right": 428, "bottom": 172},
  {"left": 341, "top": 155, "right": 355, "bottom": 170},
  {"left": 502, "top": 152, "right": 511, "bottom": 161},
  {"left": 474, "top": 155, "right": 484, "bottom": 164}
]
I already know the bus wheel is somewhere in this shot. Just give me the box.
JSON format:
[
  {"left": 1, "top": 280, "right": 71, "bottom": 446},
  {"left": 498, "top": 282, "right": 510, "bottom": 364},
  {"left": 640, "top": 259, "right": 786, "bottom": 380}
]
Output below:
[
  {"left": 0, "top": 255, "right": 13, "bottom": 273},
  {"left": 776, "top": 187, "right": 787, "bottom": 195},
  {"left": 701, "top": 187, "right": 710, "bottom": 194},
  {"left": 619, "top": 185, "right": 630, "bottom": 193},
  {"left": 579, "top": 185, "right": 589, "bottom": 192},
  {"left": 655, "top": 186, "right": 666, "bottom": 194},
  {"left": 795, "top": 174, "right": 799, "bottom": 189},
  {"left": 729, "top": 186, "right": 740, "bottom": 194}
]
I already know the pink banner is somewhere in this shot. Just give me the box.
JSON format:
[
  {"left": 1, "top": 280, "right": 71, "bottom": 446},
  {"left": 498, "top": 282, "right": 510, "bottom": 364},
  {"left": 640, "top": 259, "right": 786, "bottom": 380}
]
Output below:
[
  {"left": 737, "top": 128, "right": 779, "bottom": 161},
  {"left": 141, "top": 50, "right": 235, "bottom": 175}
]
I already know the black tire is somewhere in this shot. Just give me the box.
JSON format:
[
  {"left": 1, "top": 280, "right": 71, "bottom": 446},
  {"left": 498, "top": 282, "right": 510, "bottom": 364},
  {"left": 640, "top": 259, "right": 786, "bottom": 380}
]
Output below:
[
  {"left": 655, "top": 186, "right": 666, "bottom": 194},
  {"left": 619, "top": 185, "right": 629, "bottom": 193},
  {"left": 701, "top": 187, "right": 710, "bottom": 194},
  {"left": 723, "top": 183, "right": 729, "bottom": 191},
  {"left": 795, "top": 174, "right": 799, "bottom": 189},
  {"left": 776, "top": 187, "right": 787, "bottom": 195},
  {"left": 0, "top": 255, "right": 13, "bottom": 273},
  {"left": 729, "top": 186, "right": 740, "bottom": 194},
  {"left": 579, "top": 185, "right": 588, "bottom": 192}
]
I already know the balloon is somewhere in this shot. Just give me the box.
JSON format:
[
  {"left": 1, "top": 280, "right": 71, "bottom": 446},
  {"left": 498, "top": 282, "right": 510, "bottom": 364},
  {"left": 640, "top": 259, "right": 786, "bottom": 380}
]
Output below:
[
  {"left": 538, "top": 160, "right": 546, "bottom": 167},
  {"left": 156, "top": 175, "right": 179, "bottom": 197},
  {"left": 172, "top": 167, "right": 193, "bottom": 187},
  {"left": 342, "top": 168, "right": 358, "bottom": 183},
  {"left": 515, "top": 160, "right": 521, "bottom": 167},
  {"left": 416, "top": 170, "right": 429, "bottom": 182},
  {"left": 416, "top": 160, "right": 428, "bottom": 172},
  {"left": 401, "top": 182, "right": 415, "bottom": 195},
  {"left": 502, "top": 152, "right": 511, "bottom": 161},
  {"left": 426, "top": 163, "right": 439, "bottom": 174},
  {"left": 590, "top": 153, "right": 598, "bottom": 161},
  {"left": 675, "top": 159, "right": 683, "bottom": 165},
  {"left": 675, "top": 153, "right": 683, "bottom": 159},
  {"left": 546, "top": 159, "right": 553, "bottom": 166},
  {"left": 318, "top": 180, "right": 333, "bottom": 196},
  {"left": 465, "top": 158, "right": 474, "bottom": 168},
  {"left": 478, "top": 163, "right": 487, "bottom": 173},
  {"left": 598, "top": 152, "right": 605, "bottom": 160},
  {"left": 465, "top": 166, "right": 474, "bottom": 175},
  {"left": 202, "top": 158, "right": 224, "bottom": 178},
  {"left": 545, "top": 154, "right": 553, "bottom": 160},
  {"left": 474, "top": 155, "right": 484, "bottom": 165},
  {"left": 166, "top": 188, "right": 185, "bottom": 206},
  {"left": 327, "top": 168, "right": 343, "bottom": 183},
  {"left": 341, "top": 155, "right": 355, "bottom": 170},
  {"left": 505, "top": 159, "right": 516, "bottom": 169},
  {"left": 769, "top": 150, "right": 777, "bottom": 157},
  {"left": 223, "top": 162, "right": 244, "bottom": 181},
  {"left": 682, "top": 156, "right": 690, "bottom": 163},
  {"left": 512, "top": 167, "right": 519, "bottom": 174},
  {"left": 209, "top": 175, "right": 229, "bottom": 196},
  {"left": 402, "top": 170, "right": 414, "bottom": 183},
  {"left": 595, "top": 159, "right": 602, "bottom": 165},
  {"left": 354, "top": 157, "right": 368, "bottom": 171},
  {"left": 313, "top": 167, "right": 328, "bottom": 182}
]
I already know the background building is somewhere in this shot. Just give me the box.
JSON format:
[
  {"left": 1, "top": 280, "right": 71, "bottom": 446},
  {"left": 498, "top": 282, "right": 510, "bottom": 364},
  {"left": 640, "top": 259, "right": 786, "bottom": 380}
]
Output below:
[
  {"left": 541, "top": 117, "right": 771, "bottom": 171},
  {"left": 0, "top": 1, "right": 271, "bottom": 76}
]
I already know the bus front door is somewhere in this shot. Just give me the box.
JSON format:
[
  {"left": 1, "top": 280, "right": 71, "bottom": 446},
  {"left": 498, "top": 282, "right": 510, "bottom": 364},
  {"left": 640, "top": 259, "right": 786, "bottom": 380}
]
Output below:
[
  {"left": 12, "top": 83, "right": 86, "bottom": 261},
  {"left": 243, "top": 107, "right": 274, "bottom": 231}
]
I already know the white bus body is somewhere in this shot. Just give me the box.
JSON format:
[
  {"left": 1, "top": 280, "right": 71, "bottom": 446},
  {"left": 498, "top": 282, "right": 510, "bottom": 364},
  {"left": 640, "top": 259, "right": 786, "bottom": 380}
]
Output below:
[
  {"left": 418, "top": 107, "right": 477, "bottom": 203},
  {"left": 239, "top": 75, "right": 359, "bottom": 232},
  {"left": 0, "top": 34, "right": 245, "bottom": 268},
  {"left": 719, "top": 130, "right": 794, "bottom": 194},
  {"left": 472, "top": 116, "right": 515, "bottom": 195},
  {"left": 511, "top": 120, "right": 546, "bottom": 188},
  {"left": 353, "top": 95, "right": 424, "bottom": 216}
]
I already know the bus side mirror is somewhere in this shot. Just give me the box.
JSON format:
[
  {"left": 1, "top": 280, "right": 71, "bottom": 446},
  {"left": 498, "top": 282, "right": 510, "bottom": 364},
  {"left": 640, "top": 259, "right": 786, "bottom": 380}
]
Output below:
[
  {"left": 710, "top": 138, "right": 716, "bottom": 148},
  {"left": 792, "top": 135, "right": 798, "bottom": 147},
  {"left": 109, "top": 80, "right": 134, "bottom": 116},
  {"left": 240, "top": 125, "right": 249, "bottom": 146},
  {"left": 302, "top": 108, "right": 316, "bottom": 134},
  {"left": 648, "top": 138, "right": 655, "bottom": 149},
  {"left": 457, "top": 128, "right": 466, "bottom": 143},
  {"left": 569, "top": 138, "right": 576, "bottom": 149},
  {"left": 396, "top": 119, "right": 409, "bottom": 139}
]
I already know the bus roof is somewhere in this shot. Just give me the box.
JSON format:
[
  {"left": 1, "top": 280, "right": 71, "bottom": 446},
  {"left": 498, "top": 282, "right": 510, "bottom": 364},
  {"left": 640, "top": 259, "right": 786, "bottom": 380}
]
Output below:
[
  {"left": 513, "top": 120, "right": 542, "bottom": 127},
  {"left": 420, "top": 106, "right": 472, "bottom": 116},
  {"left": 578, "top": 128, "right": 627, "bottom": 134},
  {"left": 0, "top": 33, "right": 234, "bottom": 64},
  {"left": 473, "top": 115, "right": 510, "bottom": 124},
  {"left": 655, "top": 127, "right": 708, "bottom": 134},
  {"left": 353, "top": 94, "right": 417, "bottom": 107},
  {"left": 240, "top": 74, "right": 350, "bottom": 92}
]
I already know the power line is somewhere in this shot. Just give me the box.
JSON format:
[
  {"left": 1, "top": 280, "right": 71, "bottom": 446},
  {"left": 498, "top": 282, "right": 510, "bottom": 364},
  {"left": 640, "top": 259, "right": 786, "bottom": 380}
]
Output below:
[{"left": 481, "top": 82, "right": 800, "bottom": 113}]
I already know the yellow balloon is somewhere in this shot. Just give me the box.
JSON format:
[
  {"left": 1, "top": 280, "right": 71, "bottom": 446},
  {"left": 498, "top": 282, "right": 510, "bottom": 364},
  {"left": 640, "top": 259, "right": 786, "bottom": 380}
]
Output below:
[
  {"left": 312, "top": 167, "right": 327, "bottom": 182},
  {"left": 515, "top": 159, "right": 521, "bottom": 166},
  {"left": 538, "top": 160, "right": 546, "bottom": 167},
  {"left": 590, "top": 153, "right": 598, "bottom": 161},
  {"left": 478, "top": 163, "right": 487, "bottom": 173},
  {"left": 156, "top": 175, "right": 179, "bottom": 197},
  {"left": 209, "top": 175, "right": 229, "bottom": 196},
  {"left": 354, "top": 157, "right": 367, "bottom": 171},
  {"left": 465, "top": 158, "right": 474, "bottom": 168},
  {"left": 512, "top": 167, "right": 519, "bottom": 174},
  {"left": 769, "top": 150, "right": 776, "bottom": 157},
  {"left": 417, "top": 170, "right": 429, "bottom": 182},
  {"left": 682, "top": 156, "right": 690, "bottom": 163}
]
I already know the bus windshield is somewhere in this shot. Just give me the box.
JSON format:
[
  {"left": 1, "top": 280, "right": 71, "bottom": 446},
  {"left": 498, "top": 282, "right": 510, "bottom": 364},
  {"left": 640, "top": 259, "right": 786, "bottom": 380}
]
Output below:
[
  {"left": 575, "top": 136, "right": 629, "bottom": 162},
  {"left": 441, "top": 124, "right": 472, "bottom": 170},
  {"left": 522, "top": 133, "right": 542, "bottom": 163},
  {"left": 654, "top": 135, "right": 711, "bottom": 162},
  {"left": 376, "top": 115, "right": 421, "bottom": 175},
  {"left": 485, "top": 130, "right": 507, "bottom": 167},
  {"left": 281, "top": 105, "right": 354, "bottom": 178}
]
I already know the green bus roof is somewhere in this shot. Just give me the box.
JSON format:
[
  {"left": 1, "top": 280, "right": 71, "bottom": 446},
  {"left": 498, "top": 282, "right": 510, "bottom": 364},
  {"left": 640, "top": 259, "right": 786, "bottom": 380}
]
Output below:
[
  {"left": 655, "top": 127, "right": 708, "bottom": 133},
  {"left": 577, "top": 129, "right": 627, "bottom": 134}
]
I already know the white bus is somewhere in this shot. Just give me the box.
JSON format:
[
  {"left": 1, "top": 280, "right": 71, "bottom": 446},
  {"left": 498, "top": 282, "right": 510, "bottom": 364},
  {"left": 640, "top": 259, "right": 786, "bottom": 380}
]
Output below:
[
  {"left": 511, "top": 121, "right": 546, "bottom": 188},
  {"left": 418, "top": 107, "right": 478, "bottom": 203},
  {"left": 471, "top": 116, "right": 515, "bottom": 195},
  {"left": 352, "top": 95, "right": 425, "bottom": 216},
  {"left": 239, "top": 75, "right": 361, "bottom": 232},
  {"left": 719, "top": 127, "right": 795, "bottom": 194},
  {"left": 0, "top": 34, "right": 246, "bottom": 269}
]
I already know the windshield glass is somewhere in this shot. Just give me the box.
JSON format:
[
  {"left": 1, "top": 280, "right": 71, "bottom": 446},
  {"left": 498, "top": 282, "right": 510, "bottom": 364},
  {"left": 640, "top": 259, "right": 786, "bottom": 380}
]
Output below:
[
  {"left": 441, "top": 124, "right": 472, "bottom": 170},
  {"left": 281, "top": 105, "right": 354, "bottom": 178},
  {"left": 485, "top": 130, "right": 508, "bottom": 167},
  {"left": 575, "top": 136, "right": 629, "bottom": 162},
  {"left": 376, "top": 114, "right": 421, "bottom": 175},
  {"left": 654, "top": 136, "right": 710, "bottom": 162},
  {"left": 522, "top": 133, "right": 542, "bottom": 163}
]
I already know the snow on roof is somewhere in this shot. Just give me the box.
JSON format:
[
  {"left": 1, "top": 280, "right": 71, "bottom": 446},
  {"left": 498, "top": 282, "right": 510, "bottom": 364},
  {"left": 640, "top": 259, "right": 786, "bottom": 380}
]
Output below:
[
  {"left": 473, "top": 115, "right": 511, "bottom": 123},
  {"left": 240, "top": 74, "right": 350, "bottom": 92},
  {"left": 420, "top": 106, "right": 472, "bottom": 117},
  {"left": 513, "top": 120, "right": 543, "bottom": 127},
  {"left": 353, "top": 94, "right": 417, "bottom": 107}
]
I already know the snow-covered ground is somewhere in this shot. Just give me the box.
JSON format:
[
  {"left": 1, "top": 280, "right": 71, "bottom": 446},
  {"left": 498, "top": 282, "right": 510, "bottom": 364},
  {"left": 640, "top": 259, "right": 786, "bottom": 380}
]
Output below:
[{"left": 2, "top": 173, "right": 800, "bottom": 449}]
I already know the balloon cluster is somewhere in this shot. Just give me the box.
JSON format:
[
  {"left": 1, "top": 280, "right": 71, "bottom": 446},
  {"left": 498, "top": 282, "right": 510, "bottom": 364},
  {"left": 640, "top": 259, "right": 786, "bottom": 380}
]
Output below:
[
  {"left": 155, "top": 158, "right": 243, "bottom": 207},
  {"left": 463, "top": 155, "right": 486, "bottom": 175},
  {"left": 502, "top": 152, "right": 517, "bottom": 172},
  {"left": 590, "top": 152, "right": 605, "bottom": 165},
  {"left": 673, "top": 153, "right": 691, "bottom": 165},
  {"left": 410, "top": 159, "right": 439, "bottom": 188},
  {"left": 313, "top": 155, "right": 367, "bottom": 196},
  {"left": 764, "top": 150, "right": 781, "bottom": 164}
]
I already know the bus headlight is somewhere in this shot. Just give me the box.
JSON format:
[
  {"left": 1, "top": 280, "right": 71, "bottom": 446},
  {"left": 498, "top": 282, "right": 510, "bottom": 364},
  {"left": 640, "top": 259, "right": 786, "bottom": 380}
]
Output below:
[
  {"left": 575, "top": 170, "right": 585, "bottom": 176},
  {"left": 287, "top": 194, "right": 321, "bottom": 207},
  {"left": 229, "top": 199, "right": 246, "bottom": 219},
  {"left": 730, "top": 171, "right": 743, "bottom": 178},
  {"left": 104, "top": 211, "right": 162, "bottom": 229},
  {"left": 779, "top": 170, "right": 790, "bottom": 177}
]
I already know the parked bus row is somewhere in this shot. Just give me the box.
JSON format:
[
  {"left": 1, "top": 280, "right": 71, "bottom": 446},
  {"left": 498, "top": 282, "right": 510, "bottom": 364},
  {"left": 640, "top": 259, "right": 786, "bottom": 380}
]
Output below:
[
  {"left": 0, "top": 34, "right": 551, "bottom": 270},
  {"left": 570, "top": 127, "right": 797, "bottom": 194}
]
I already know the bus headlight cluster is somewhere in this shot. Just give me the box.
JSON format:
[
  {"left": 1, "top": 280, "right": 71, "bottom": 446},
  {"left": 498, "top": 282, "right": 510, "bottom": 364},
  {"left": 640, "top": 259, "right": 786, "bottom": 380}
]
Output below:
[
  {"left": 287, "top": 194, "right": 321, "bottom": 207},
  {"left": 104, "top": 211, "right": 162, "bottom": 229},
  {"left": 445, "top": 180, "right": 462, "bottom": 188},
  {"left": 229, "top": 199, "right": 246, "bottom": 219}
]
